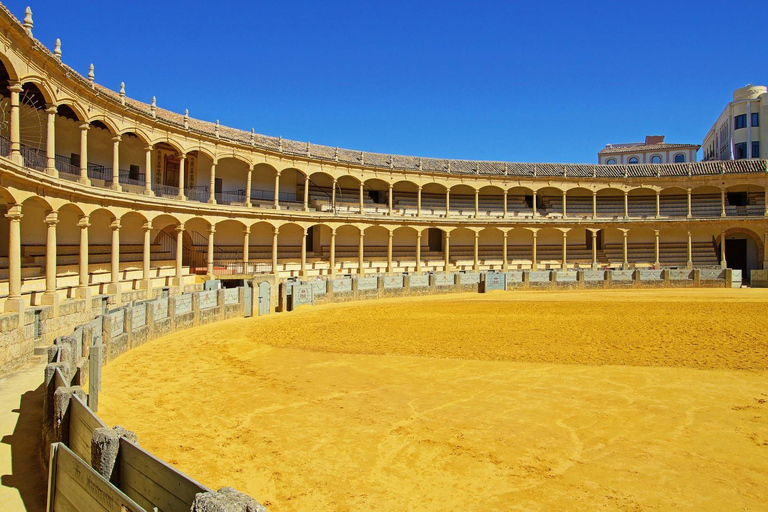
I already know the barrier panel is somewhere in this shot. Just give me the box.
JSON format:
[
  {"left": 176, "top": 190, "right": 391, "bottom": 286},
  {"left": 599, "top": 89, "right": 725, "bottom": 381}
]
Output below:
[
  {"left": 731, "top": 269, "right": 742, "bottom": 287},
  {"left": 409, "top": 275, "right": 429, "bottom": 288},
  {"left": 459, "top": 273, "right": 480, "bottom": 285},
  {"left": 332, "top": 278, "right": 352, "bottom": 293},
  {"left": 702, "top": 269, "right": 726, "bottom": 280},
  {"left": 310, "top": 281, "right": 327, "bottom": 295},
  {"left": 357, "top": 277, "right": 378, "bottom": 290},
  {"left": 132, "top": 303, "right": 146, "bottom": 329},
  {"left": 109, "top": 309, "right": 124, "bottom": 337},
  {"left": 482, "top": 273, "right": 506, "bottom": 292},
  {"left": 556, "top": 271, "right": 578, "bottom": 282},
  {"left": 434, "top": 273, "right": 454, "bottom": 286},
  {"left": 290, "top": 284, "right": 314, "bottom": 309},
  {"left": 69, "top": 395, "right": 107, "bottom": 462},
  {"left": 506, "top": 271, "right": 523, "bottom": 283},
  {"left": 668, "top": 269, "right": 693, "bottom": 280},
  {"left": 611, "top": 270, "right": 634, "bottom": 281},
  {"left": 223, "top": 288, "right": 240, "bottom": 305},
  {"left": 198, "top": 290, "right": 218, "bottom": 310},
  {"left": 383, "top": 275, "right": 404, "bottom": 289},
  {"left": 529, "top": 271, "right": 551, "bottom": 283},
  {"left": 750, "top": 269, "right": 768, "bottom": 287},
  {"left": 639, "top": 269, "right": 664, "bottom": 281},
  {"left": 151, "top": 298, "right": 169, "bottom": 320},
  {"left": 175, "top": 295, "right": 192, "bottom": 315},
  {"left": 583, "top": 270, "right": 604, "bottom": 281}
]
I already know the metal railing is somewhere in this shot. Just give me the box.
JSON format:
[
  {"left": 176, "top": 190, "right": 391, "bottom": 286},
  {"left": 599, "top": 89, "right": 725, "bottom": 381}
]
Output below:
[
  {"left": 0, "top": 135, "right": 10, "bottom": 157},
  {"left": 87, "top": 163, "right": 112, "bottom": 183},
  {"left": 55, "top": 154, "right": 80, "bottom": 177},
  {"left": 153, "top": 184, "right": 179, "bottom": 198},
  {"left": 186, "top": 185, "right": 209, "bottom": 202},
  {"left": 216, "top": 189, "right": 246, "bottom": 205},
  {"left": 118, "top": 169, "right": 145, "bottom": 187},
  {"left": 214, "top": 260, "right": 274, "bottom": 276},
  {"left": 20, "top": 144, "right": 46, "bottom": 170}
]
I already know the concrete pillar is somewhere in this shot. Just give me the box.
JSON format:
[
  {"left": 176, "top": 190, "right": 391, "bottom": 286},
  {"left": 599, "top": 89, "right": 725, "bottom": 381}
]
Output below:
[
  {"left": 300, "top": 229, "right": 307, "bottom": 277},
  {"left": 330, "top": 229, "right": 336, "bottom": 277},
  {"left": 623, "top": 191, "right": 628, "bottom": 219},
  {"left": 720, "top": 231, "right": 727, "bottom": 269},
  {"left": 388, "top": 184, "right": 393, "bottom": 215},
  {"left": 41, "top": 211, "right": 60, "bottom": 312},
  {"left": 303, "top": 174, "right": 310, "bottom": 211},
  {"left": 531, "top": 231, "right": 538, "bottom": 271},
  {"left": 144, "top": 145, "right": 154, "bottom": 195},
  {"left": 4, "top": 205, "right": 23, "bottom": 312},
  {"left": 175, "top": 223, "right": 184, "bottom": 281},
  {"left": 721, "top": 189, "right": 726, "bottom": 217},
  {"left": 77, "top": 215, "right": 91, "bottom": 299},
  {"left": 417, "top": 186, "right": 422, "bottom": 217},
  {"left": 245, "top": 165, "right": 253, "bottom": 207},
  {"left": 562, "top": 230, "right": 568, "bottom": 270},
  {"left": 332, "top": 179, "right": 337, "bottom": 210},
  {"left": 591, "top": 230, "right": 598, "bottom": 269},
  {"left": 686, "top": 230, "right": 693, "bottom": 269},
  {"left": 654, "top": 230, "right": 660, "bottom": 268},
  {"left": 79, "top": 123, "right": 89, "bottom": 185},
  {"left": 444, "top": 231, "right": 451, "bottom": 272},
  {"left": 387, "top": 231, "right": 394, "bottom": 275},
  {"left": 359, "top": 182, "right": 364, "bottom": 214},
  {"left": 503, "top": 190, "right": 508, "bottom": 219},
  {"left": 273, "top": 171, "right": 281, "bottom": 210},
  {"left": 415, "top": 232, "right": 422, "bottom": 273},
  {"left": 445, "top": 189, "right": 451, "bottom": 218},
  {"left": 473, "top": 231, "right": 479, "bottom": 271},
  {"left": 111, "top": 136, "right": 121, "bottom": 191},
  {"left": 8, "top": 83, "right": 21, "bottom": 164},
  {"left": 243, "top": 227, "right": 250, "bottom": 266},
  {"left": 474, "top": 190, "right": 479, "bottom": 218},
  {"left": 178, "top": 154, "right": 186, "bottom": 200},
  {"left": 502, "top": 232, "right": 508, "bottom": 271},
  {"left": 45, "top": 105, "right": 57, "bottom": 176},
  {"left": 109, "top": 219, "right": 121, "bottom": 296},
  {"left": 207, "top": 226, "right": 216, "bottom": 278},
  {"left": 272, "top": 228, "right": 279, "bottom": 276},
  {"left": 655, "top": 191, "right": 660, "bottom": 218},
  {"left": 358, "top": 230, "right": 365, "bottom": 275},
  {"left": 687, "top": 188, "right": 692, "bottom": 218},
  {"left": 591, "top": 191, "right": 597, "bottom": 219},
  {"left": 562, "top": 191, "right": 567, "bottom": 218},
  {"left": 208, "top": 162, "right": 217, "bottom": 203},
  {"left": 533, "top": 190, "right": 538, "bottom": 218},
  {"left": 141, "top": 221, "right": 151, "bottom": 291},
  {"left": 622, "top": 230, "right": 629, "bottom": 269}
]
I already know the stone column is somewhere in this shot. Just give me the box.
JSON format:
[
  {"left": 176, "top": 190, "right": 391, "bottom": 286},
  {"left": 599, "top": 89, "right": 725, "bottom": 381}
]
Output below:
[
  {"left": 245, "top": 164, "right": 253, "bottom": 207},
  {"left": 415, "top": 232, "right": 422, "bottom": 273},
  {"left": 207, "top": 226, "right": 216, "bottom": 278},
  {"left": 445, "top": 189, "right": 451, "bottom": 218},
  {"left": 178, "top": 154, "right": 186, "bottom": 200},
  {"left": 358, "top": 230, "right": 365, "bottom": 275},
  {"left": 141, "top": 221, "right": 152, "bottom": 291},
  {"left": 388, "top": 184, "right": 393, "bottom": 215},
  {"left": 300, "top": 228, "right": 308, "bottom": 277},
  {"left": 654, "top": 230, "right": 660, "bottom": 268},
  {"left": 303, "top": 174, "right": 310, "bottom": 211},
  {"left": 591, "top": 191, "right": 597, "bottom": 219},
  {"left": 655, "top": 191, "right": 660, "bottom": 218},
  {"left": 764, "top": 189, "right": 768, "bottom": 217},
  {"left": 359, "top": 182, "right": 364, "bottom": 214},
  {"left": 387, "top": 231, "right": 394, "bottom": 275},
  {"left": 79, "top": 123, "right": 89, "bottom": 184},
  {"left": 591, "top": 229, "right": 598, "bottom": 270},
  {"left": 41, "top": 211, "right": 59, "bottom": 311},
  {"left": 502, "top": 231, "right": 508, "bottom": 272},
  {"left": 174, "top": 223, "right": 184, "bottom": 284},
  {"left": 144, "top": 145, "right": 154, "bottom": 195},
  {"left": 444, "top": 231, "right": 451, "bottom": 272},
  {"left": 474, "top": 190, "right": 479, "bottom": 218},
  {"left": 687, "top": 188, "right": 692, "bottom": 218},
  {"left": 562, "top": 230, "right": 568, "bottom": 270},
  {"left": 623, "top": 191, "right": 629, "bottom": 219},
  {"left": 532, "top": 190, "right": 538, "bottom": 218},
  {"left": 243, "top": 227, "right": 250, "bottom": 269},
  {"left": 109, "top": 219, "right": 122, "bottom": 296},
  {"left": 473, "top": 231, "right": 480, "bottom": 271},
  {"left": 720, "top": 231, "right": 727, "bottom": 269},
  {"left": 329, "top": 228, "right": 336, "bottom": 277},
  {"left": 45, "top": 105, "right": 57, "bottom": 176},
  {"left": 531, "top": 231, "right": 538, "bottom": 271},
  {"left": 273, "top": 171, "right": 280, "bottom": 210},
  {"left": 503, "top": 190, "right": 508, "bottom": 219},
  {"left": 562, "top": 191, "right": 567, "bottom": 218},
  {"left": 417, "top": 186, "right": 422, "bottom": 217},
  {"left": 720, "top": 189, "right": 726, "bottom": 217},
  {"left": 686, "top": 230, "right": 693, "bottom": 269},
  {"left": 272, "top": 228, "right": 279, "bottom": 276},
  {"left": 8, "top": 83, "right": 22, "bottom": 164},
  {"left": 622, "top": 229, "right": 629, "bottom": 269},
  {"left": 111, "top": 136, "right": 121, "bottom": 191},
  {"left": 4, "top": 206, "right": 23, "bottom": 312},
  {"left": 77, "top": 215, "right": 91, "bottom": 300},
  {"left": 332, "top": 179, "right": 337, "bottom": 210},
  {"left": 208, "top": 162, "right": 217, "bottom": 204}
]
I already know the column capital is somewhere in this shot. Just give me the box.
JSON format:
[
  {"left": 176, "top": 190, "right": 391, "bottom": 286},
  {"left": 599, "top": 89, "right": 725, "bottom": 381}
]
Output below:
[
  {"left": 110, "top": 219, "right": 121, "bottom": 230},
  {"left": 208, "top": 226, "right": 216, "bottom": 235},
  {"left": 45, "top": 104, "right": 57, "bottom": 114},
  {"left": 44, "top": 211, "right": 59, "bottom": 225},
  {"left": 79, "top": 122, "right": 90, "bottom": 132},
  {"left": 78, "top": 215, "right": 91, "bottom": 228},
  {"left": 8, "top": 82, "right": 22, "bottom": 93},
  {"left": 144, "top": 144, "right": 154, "bottom": 152},
  {"left": 474, "top": 231, "right": 480, "bottom": 238},
  {"left": 244, "top": 226, "right": 251, "bottom": 235},
  {"left": 111, "top": 135, "right": 122, "bottom": 143},
  {"left": 388, "top": 231, "right": 394, "bottom": 238},
  {"left": 330, "top": 228, "right": 337, "bottom": 236},
  {"left": 5, "top": 204, "right": 22, "bottom": 220},
  {"left": 179, "top": 152, "right": 187, "bottom": 160},
  {"left": 142, "top": 221, "right": 152, "bottom": 231},
  {"left": 175, "top": 223, "right": 185, "bottom": 233},
  {"left": 273, "top": 227, "right": 280, "bottom": 236}
]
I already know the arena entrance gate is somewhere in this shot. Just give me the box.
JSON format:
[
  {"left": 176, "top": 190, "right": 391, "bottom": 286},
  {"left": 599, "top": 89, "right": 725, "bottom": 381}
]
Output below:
[{"left": 258, "top": 281, "right": 270, "bottom": 316}]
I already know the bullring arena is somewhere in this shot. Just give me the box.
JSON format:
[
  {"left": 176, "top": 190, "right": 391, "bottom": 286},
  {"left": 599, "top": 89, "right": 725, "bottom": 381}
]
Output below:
[{"left": 0, "top": 4, "right": 766, "bottom": 512}]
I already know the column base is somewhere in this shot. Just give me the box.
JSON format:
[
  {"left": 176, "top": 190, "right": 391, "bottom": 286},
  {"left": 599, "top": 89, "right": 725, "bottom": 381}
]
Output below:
[
  {"left": 172, "top": 276, "right": 185, "bottom": 287},
  {"left": 591, "top": 263, "right": 599, "bottom": 270},
  {"left": 144, "top": 189, "right": 155, "bottom": 197},
  {"left": 41, "top": 291, "right": 60, "bottom": 316},
  {"left": 139, "top": 279, "right": 153, "bottom": 292},
  {"left": 9, "top": 151, "right": 22, "bottom": 165},
  {"left": 110, "top": 183, "right": 121, "bottom": 191},
  {"left": 46, "top": 167, "right": 58, "bottom": 177},
  {"left": 76, "top": 286, "right": 92, "bottom": 303},
  {"left": 207, "top": 199, "right": 217, "bottom": 204},
  {"left": 107, "top": 283, "right": 122, "bottom": 302},
  {"left": 4, "top": 297, "right": 25, "bottom": 314},
  {"left": 686, "top": 262, "right": 693, "bottom": 270},
  {"left": 561, "top": 263, "right": 568, "bottom": 271},
  {"left": 78, "top": 176, "right": 90, "bottom": 185},
  {"left": 177, "top": 195, "right": 186, "bottom": 201}
]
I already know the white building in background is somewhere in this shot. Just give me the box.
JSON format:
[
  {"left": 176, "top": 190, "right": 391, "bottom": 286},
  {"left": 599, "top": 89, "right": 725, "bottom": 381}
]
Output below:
[
  {"left": 703, "top": 84, "right": 767, "bottom": 161},
  {"left": 598, "top": 135, "right": 699, "bottom": 165}
]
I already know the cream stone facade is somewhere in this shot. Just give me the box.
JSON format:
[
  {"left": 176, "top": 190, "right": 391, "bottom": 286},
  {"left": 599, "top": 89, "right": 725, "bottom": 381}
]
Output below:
[
  {"left": 598, "top": 136, "right": 699, "bottom": 165},
  {"left": 703, "top": 85, "right": 768, "bottom": 161},
  {"left": 0, "top": 5, "right": 767, "bottom": 332}
]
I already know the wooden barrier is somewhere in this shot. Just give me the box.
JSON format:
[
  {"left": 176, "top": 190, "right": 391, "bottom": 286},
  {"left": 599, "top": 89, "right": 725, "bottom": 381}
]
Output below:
[
  {"left": 47, "top": 442, "right": 145, "bottom": 512},
  {"left": 68, "top": 395, "right": 107, "bottom": 462}
]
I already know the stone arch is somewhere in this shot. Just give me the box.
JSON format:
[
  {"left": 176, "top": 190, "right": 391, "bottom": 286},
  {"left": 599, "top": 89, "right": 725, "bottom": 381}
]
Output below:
[
  {"left": 0, "top": 51, "right": 19, "bottom": 82},
  {"left": 717, "top": 226, "right": 764, "bottom": 273}
]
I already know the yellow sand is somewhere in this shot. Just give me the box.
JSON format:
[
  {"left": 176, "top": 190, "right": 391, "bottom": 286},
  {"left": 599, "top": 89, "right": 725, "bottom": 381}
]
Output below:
[{"left": 98, "top": 289, "right": 768, "bottom": 511}]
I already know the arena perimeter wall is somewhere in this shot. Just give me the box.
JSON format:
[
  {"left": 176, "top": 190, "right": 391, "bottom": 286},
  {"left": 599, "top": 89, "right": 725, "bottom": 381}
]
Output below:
[{"left": 40, "top": 286, "right": 267, "bottom": 511}]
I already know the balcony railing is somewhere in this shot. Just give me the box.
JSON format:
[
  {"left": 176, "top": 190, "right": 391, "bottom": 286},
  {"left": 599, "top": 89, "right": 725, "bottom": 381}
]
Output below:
[
  {"left": 186, "top": 185, "right": 209, "bottom": 203},
  {"left": 87, "top": 163, "right": 113, "bottom": 183},
  {"left": 118, "top": 169, "right": 146, "bottom": 187},
  {"left": 216, "top": 189, "right": 246, "bottom": 205},
  {"left": 0, "top": 135, "right": 10, "bottom": 157},
  {"left": 153, "top": 184, "right": 180, "bottom": 198},
  {"left": 55, "top": 154, "right": 81, "bottom": 177},
  {"left": 20, "top": 144, "right": 46, "bottom": 171}
]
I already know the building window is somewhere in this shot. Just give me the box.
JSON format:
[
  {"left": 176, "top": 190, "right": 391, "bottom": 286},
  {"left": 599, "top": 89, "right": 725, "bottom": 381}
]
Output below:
[
  {"left": 752, "top": 113, "right": 759, "bottom": 127},
  {"left": 674, "top": 154, "right": 685, "bottom": 163},
  {"left": 651, "top": 155, "right": 661, "bottom": 163},
  {"left": 734, "top": 142, "right": 747, "bottom": 159},
  {"left": 628, "top": 157, "right": 638, "bottom": 164},
  {"left": 752, "top": 141, "right": 760, "bottom": 158},
  {"left": 606, "top": 158, "right": 616, "bottom": 165},
  {"left": 734, "top": 114, "right": 747, "bottom": 129}
]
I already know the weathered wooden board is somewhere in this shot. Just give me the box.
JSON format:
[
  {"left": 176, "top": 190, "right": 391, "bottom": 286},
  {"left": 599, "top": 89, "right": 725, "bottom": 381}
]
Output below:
[
  {"left": 48, "top": 443, "right": 146, "bottom": 512},
  {"left": 68, "top": 395, "right": 107, "bottom": 463},
  {"left": 118, "top": 438, "right": 211, "bottom": 512}
]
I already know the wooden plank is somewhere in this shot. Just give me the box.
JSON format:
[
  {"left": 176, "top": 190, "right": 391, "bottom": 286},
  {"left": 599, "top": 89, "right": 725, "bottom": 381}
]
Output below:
[
  {"left": 52, "top": 443, "right": 145, "bottom": 512},
  {"left": 54, "top": 367, "right": 68, "bottom": 390},
  {"left": 52, "top": 490, "right": 81, "bottom": 512},
  {"left": 89, "top": 344, "right": 101, "bottom": 411},
  {"left": 118, "top": 438, "right": 210, "bottom": 512}
]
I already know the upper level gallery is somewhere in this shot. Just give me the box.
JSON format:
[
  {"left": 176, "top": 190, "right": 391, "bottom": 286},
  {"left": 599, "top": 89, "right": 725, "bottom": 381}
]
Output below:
[{"left": 1, "top": 4, "right": 768, "bottom": 226}]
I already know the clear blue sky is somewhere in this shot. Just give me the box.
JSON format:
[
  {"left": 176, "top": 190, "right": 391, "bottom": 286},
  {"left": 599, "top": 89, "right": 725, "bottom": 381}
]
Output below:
[{"left": 10, "top": 1, "right": 767, "bottom": 163}]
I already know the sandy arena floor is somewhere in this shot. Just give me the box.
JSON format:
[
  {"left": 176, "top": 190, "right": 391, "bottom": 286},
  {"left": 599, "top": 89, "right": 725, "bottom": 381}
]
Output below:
[{"left": 98, "top": 289, "right": 768, "bottom": 511}]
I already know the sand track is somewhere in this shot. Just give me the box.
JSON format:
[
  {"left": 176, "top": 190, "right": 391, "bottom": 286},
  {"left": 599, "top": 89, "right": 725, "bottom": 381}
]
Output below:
[{"left": 98, "top": 289, "right": 768, "bottom": 511}]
